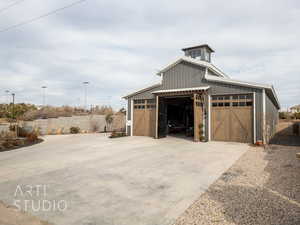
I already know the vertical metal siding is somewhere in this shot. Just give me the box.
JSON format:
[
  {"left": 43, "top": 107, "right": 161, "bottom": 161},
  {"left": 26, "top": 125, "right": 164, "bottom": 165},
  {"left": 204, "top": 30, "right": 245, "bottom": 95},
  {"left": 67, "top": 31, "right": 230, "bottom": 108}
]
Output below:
[
  {"left": 126, "top": 61, "right": 266, "bottom": 141},
  {"left": 127, "top": 99, "right": 131, "bottom": 120},
  {"left": 265, "top": 93, "right": 279, "bottom": 141},
  {"left": 255, "top": 91, "right": 263, "bottom": 141},
  {"left": 162, "top": 62, "right": 205, "bottom": 89}
]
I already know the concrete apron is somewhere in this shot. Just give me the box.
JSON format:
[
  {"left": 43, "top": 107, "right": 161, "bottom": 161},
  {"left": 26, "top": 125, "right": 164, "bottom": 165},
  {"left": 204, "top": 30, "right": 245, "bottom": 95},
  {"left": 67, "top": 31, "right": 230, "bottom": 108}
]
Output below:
[{"left": 0, "top": 134, "right": 249, "bottom": 225}]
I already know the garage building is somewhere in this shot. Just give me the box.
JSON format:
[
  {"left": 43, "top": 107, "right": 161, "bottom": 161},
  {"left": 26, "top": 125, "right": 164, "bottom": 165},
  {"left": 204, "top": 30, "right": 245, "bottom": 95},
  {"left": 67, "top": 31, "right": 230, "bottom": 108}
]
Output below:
[{"left": 123, "top": 45, "right": 280, "bottom": 144}]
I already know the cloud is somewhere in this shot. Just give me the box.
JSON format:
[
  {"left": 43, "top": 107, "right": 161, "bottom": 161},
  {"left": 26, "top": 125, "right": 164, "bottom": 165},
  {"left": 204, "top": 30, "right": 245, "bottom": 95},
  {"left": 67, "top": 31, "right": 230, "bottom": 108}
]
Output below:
[{"left": 0, "top": 0, "right": 299, "bottom": 110}]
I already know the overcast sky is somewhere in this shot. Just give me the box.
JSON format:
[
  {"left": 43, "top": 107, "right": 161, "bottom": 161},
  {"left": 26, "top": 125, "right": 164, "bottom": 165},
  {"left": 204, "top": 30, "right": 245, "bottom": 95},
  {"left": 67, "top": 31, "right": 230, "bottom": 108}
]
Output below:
[{"left": 0, "top": 0, "right": 299, "bottom": 110}]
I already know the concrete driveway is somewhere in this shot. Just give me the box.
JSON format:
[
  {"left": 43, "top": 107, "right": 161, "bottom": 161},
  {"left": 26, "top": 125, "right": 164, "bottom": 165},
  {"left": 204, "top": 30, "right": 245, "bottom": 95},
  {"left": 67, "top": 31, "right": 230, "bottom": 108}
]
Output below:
[{"left": 0, "top": 134, "right": 249, "bottom": 225}]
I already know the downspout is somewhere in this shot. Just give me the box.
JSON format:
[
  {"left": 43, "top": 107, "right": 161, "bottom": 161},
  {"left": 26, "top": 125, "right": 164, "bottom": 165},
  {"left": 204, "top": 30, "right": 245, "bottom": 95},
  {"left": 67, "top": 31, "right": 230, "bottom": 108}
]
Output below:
[
  {"left": 262, "top": 89, "right": 266, "bottom": 144},
  {"left": 253, "top": 92, "right": 256, "bottom": 144},
  {"left": 130, "top": 99, "right": 133, "bottom": 136},
  {"left": 155, "top": 95, "right": 159, "bottom": 139}
]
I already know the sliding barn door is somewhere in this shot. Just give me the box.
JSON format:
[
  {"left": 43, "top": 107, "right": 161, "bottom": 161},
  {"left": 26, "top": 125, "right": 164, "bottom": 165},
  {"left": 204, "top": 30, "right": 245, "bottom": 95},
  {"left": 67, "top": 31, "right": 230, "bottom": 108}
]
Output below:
[{"left": 194, "top": 93, "right": 203, "bottom": 141}]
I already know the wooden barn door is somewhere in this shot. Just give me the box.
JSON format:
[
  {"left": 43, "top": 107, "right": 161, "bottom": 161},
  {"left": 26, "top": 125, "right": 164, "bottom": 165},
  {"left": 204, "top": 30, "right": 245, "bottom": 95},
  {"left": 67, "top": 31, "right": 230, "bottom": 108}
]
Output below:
[
  {"left": 211, "top": 94, "right": 253, "bottom": 143},
  {"left": 133, "top": 99, "right": 156, "bottom": 137}
]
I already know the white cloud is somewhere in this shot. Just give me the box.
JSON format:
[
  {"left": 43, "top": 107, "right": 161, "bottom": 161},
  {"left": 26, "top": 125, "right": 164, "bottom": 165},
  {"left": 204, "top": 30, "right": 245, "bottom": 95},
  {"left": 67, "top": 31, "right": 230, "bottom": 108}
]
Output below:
[{"left": 0, "top": 0, "right": 299, "bottom": 109}]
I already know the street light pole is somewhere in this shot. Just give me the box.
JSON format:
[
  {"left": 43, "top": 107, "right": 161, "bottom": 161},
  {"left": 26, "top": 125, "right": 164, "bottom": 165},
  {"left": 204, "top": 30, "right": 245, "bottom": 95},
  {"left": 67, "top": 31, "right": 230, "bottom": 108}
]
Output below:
[
  {"left": 83, "top": 82, "right": 89, "bottom": 111},
  {"left": 41, "top": 86, "right": 47, "bottom": 106},
  {"left": 5, "top": 90, "right": 10, "bottom": 117},
  {"left": 11, "top": 93, "right": 15, "bottom": 120}
]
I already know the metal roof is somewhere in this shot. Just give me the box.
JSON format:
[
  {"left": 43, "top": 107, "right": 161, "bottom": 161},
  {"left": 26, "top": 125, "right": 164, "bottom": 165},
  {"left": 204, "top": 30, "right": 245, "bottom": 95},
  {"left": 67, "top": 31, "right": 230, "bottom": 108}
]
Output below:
[
  {"left": 182, "top": 44, "right": 214, "bottom": 52},
  {"left": 123, "top": 83, "right": 161, "bottom": 99},
  {"left": 157, "top": 56, "right": 230, "bottom": 78}
]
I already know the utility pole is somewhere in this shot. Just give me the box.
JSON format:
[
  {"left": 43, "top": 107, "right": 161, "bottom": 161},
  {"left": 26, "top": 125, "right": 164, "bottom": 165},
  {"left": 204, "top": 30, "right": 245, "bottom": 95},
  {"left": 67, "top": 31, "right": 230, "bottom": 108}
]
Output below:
[
  {"left": 11, "top": 93, "right": 15, "bottom": 120},
  {"left": 83, "top": 81, "right": 89, "bottom": 111},
  {"left": 5, "top": 90, "right": 10, "bottom": 118},
  {"left": 11, "top": 93, "right": 18, "bottom": 137},
  {"left": 41, "top": 86, "right": 47, "bottom": 106}
]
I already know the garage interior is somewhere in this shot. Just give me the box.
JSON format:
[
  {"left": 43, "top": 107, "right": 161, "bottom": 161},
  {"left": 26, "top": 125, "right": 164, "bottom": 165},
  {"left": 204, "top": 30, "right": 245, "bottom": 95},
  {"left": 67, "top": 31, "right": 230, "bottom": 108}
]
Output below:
[
  {"left": 158, "top": 95, "right": 194, "bottom": 138},
  {"left": 165, "top": 96, "right": 194, "bottom": 138}
]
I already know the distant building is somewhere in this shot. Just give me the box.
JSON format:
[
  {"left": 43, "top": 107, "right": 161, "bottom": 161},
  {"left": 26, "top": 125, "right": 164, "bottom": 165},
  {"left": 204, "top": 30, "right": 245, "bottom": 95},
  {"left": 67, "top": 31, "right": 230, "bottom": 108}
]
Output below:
[{"left": 290, "top": 105, "right": 300, "bottom": 113}]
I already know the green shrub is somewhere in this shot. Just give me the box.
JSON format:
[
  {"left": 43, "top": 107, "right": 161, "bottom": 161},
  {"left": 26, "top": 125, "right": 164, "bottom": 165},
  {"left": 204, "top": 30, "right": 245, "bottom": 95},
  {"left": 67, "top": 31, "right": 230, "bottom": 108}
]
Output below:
[{"left": 70, "top": 126, "right": 80, "bottom": 134}]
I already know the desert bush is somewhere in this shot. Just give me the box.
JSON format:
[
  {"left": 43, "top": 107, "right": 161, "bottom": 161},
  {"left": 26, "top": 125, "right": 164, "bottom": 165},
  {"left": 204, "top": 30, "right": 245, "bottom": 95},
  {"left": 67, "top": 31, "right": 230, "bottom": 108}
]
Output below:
[
  {"left": 12, "top": 139, "right": 20, "bottom": 146},
  {"left": 26, "top": 131, "right": 39, "bottom": 142},
  {"left": 93, "top": 105, "right": 114, "bottom": 115},
  {"left": 2, "top": 140, "right": 13, "bottom": 148},
  {"left": 279, "top": 112, "right": 288, "bottom": 119},
  {"left": 105, "top": 113, "right": 114, "bottom": 131},
  {"left": 22, "top": 106, "right": 74, "bottom": 121},
  {"left": 109, "top": 131, "right": 126, "bottom": 138},
  {"left": 70, "top": 126, "right": 80, "bottom": 134},
  {"left": 294, "top": 112, "right": 300, "bottom": 120},
  {"left": 0, "top": 103, "right": 36, "bottom": 119}
]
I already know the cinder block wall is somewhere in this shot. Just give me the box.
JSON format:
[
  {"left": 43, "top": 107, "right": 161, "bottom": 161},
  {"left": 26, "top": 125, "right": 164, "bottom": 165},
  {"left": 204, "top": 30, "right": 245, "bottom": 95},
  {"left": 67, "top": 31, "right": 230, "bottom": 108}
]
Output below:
[
  {"left": 20, "top": 115, "right": 125, "bottom": 135},
  {"left": 0, "top": 124, "right": 10, "bottom": 133}
]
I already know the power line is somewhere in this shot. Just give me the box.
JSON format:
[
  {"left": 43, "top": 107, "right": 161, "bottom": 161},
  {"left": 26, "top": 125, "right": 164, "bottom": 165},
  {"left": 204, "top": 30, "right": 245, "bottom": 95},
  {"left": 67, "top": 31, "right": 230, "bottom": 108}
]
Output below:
[
  {"left": 0, "top": 0, "right": 25, "bottom": 14},
  {"left": 0, "top": 0, "right": 88, "bottom": 33}
]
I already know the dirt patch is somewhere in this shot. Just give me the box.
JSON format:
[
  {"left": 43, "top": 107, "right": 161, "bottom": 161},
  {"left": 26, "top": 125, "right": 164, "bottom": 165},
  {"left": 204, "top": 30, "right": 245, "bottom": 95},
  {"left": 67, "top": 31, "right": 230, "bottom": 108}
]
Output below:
[
  {"left": 174, "top": 144, "right": 300, "bottom": 225},
  {"left": 269, "top": 120, "right": 300, "bottom": 146},
  {"left": 0, "top": 138, "right": 43, "bottom": 153},
  {"left": 0, "top": 201, "right": 51, "bottom": 225}
]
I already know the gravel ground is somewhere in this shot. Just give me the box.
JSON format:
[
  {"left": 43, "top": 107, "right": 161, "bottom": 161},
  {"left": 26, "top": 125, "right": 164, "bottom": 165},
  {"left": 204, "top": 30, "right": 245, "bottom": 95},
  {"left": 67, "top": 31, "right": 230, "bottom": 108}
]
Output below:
[{"left": 174, "top": 143, "right": 300, "bottom": 225}]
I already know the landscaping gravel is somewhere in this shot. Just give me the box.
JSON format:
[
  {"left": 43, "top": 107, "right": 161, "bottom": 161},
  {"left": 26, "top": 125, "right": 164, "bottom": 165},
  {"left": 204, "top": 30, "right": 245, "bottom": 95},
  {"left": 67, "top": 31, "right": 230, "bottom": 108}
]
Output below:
[{"left": 174, "top": 144, "right": 300, "bottom": 225}]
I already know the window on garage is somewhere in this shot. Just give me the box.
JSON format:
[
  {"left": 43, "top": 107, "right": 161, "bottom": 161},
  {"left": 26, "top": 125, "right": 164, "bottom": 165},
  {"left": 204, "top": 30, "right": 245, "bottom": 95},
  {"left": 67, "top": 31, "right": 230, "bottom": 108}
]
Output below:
[
  {"left": 133, "top": 99, "right": 156, "bottom": 109},
  {"left": 212, "top": 94, "right": 253, "bottom": 107}
]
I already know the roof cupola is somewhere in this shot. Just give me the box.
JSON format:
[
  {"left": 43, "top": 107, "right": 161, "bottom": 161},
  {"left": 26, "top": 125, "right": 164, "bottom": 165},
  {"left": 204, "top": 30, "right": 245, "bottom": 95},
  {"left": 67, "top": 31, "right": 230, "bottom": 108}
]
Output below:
[{"left": 182, "top": 44, "right": 214, "bottom": 62}]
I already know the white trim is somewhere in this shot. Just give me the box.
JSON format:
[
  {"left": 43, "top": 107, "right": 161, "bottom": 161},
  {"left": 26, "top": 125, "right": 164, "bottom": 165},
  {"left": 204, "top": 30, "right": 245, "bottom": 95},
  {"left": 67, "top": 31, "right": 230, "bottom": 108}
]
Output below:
[
  {"left": 125, "top": 100, "right": 128, "bottom": 134},
  {"left": 206, "top": 73, "right": 272, "bottom": 89},
  {"left": 155, "top": 95, "right": 159, "bottom": 139},
  {"left": 123, "top": 83, "right": 161, "bottom": 99},
  {"left": 253, "top": 92, "right": 256, "bottom": 144},
  {"left": 130, "top": 99, "right": 133, "bottom": 136},
  {"left": 262, "top": 89, "right": 266, "bottom": 144},
  {"left": 208, "top": 95, "right": 211, "bottom": 141},
  {"left": 152, "top": 86, "right": 209, "bottom": 94},
  {"left": 157, "top": 56, "right": 230, "bottom": 78}
]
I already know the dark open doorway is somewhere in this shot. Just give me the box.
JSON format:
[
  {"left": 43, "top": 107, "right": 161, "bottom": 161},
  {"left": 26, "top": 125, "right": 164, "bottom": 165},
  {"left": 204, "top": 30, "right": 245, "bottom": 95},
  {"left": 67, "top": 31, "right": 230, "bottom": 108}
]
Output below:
[{"left": 158, "top": 96, "right": 194, "bottom": 138}]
